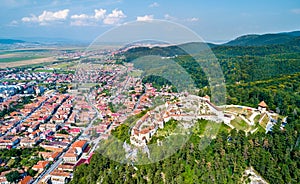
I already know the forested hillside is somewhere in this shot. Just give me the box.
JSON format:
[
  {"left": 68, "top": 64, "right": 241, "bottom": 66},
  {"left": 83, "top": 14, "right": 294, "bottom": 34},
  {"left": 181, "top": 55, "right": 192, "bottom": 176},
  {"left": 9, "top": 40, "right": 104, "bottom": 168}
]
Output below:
[
  {"left": 121, "top": 32, "right": 300, "bottom": 116},
  {"left": 71, "top": 32, "right": 300, "bottom": 183},
  {"left": 224, "top": 31, "right": 300, "bottom": 46},
  {"left": 71, "top": 117, "right": 299, "bottom": 183}
]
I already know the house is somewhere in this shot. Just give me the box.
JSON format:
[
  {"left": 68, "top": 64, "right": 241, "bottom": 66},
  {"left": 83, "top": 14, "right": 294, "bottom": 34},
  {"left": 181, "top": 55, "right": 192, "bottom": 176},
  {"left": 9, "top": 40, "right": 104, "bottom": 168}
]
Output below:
[
  {"left": 20, "top": 137, "right": 40, "bottom": 148},
  {"left": 0, "top": 170, "right": 9, "bottom": 184},
  {"left": 57, "top": 163, "right": 75, "bottom": 172},
  {"left": 0, "top": 171, "right": 11, "bottom": 183},
  {"left": 0, "top": 177, "right": 9, "bottom": 184},
  {"left": 39, "top": 124, "right": 58, "bottom": 132},
  {"left": 29, "top": 130, "right": 40, "bottom": 139},
  {"left": 19, "top": 176, "right": 33, "bottom": 184},
  {"left": 258, "top": 101, "right": 268, "bottom": 112},
  {"left": 63, "top": 148, "right": 78, "bottom": 163},
  {"left": 50, "top": 152, "right": 60, "bottom": 162},
  {"left": 40, "top": 142, "right": 68, "bottom": 152},
  {"left": 28, "top": 122, "right": 40, "bottom": 133},
  {"left": 53, "top": 133, "right": 72, "bottom": 141},
  {"left": 50, "top": 170, "right": 71, "bottom": 184},
  {"left": 32, "top": 161, "right": 50, "bottom": 172},
  {"left": 40, "top": 130, "right": 53, "bottom": 139},
  {"left": 39, "top": 151, "right": 60, "bottom": 162},
  {"left": 68, "top": 128, "right": 81, "bottom": 136},
  {"left": 71, "top": 140, "right": 87, "bottom": 155},
  {"left": 50, "top": 116, "right": 65, "bottom": 124},
  {"left": 39, "top": 152, "right": 52, "bottom": 161}
]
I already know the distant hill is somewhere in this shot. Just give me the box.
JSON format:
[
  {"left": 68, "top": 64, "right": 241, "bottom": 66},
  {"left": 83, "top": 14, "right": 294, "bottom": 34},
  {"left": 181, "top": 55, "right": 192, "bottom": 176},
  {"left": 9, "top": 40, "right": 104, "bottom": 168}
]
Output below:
[
  {"left": 283, "top": 31, "right": 300, "bottom": 37},
  {"left": 224, "top": 31, "right": 300, "bottom": 46},
  {"left": 0, "top": 39, "right": 26, "bottom": 44},
  {"left": 121, "top": 42, "right": 217, "bottom": 61},
  {"left": 0, "top": 37, "right": 89, "bottom": 46},
  {"left": 122, "top": 30, "right": 300, "bottom": 59},
  {"left": 121, "top": 30, "right": 300, "bottom": 88}
]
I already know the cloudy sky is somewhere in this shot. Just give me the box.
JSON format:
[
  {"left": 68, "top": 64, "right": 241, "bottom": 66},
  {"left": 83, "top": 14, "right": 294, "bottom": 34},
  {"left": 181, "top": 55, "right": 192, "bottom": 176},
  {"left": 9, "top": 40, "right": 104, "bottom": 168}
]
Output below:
[{"left": 1, "top": 0, "right": 300, "bottom": 43}]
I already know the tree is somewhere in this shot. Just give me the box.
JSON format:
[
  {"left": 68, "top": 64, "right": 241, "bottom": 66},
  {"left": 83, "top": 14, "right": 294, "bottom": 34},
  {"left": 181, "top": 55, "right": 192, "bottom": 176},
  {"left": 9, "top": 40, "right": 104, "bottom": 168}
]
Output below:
[
  {"left": 5, "top": 171, "right": 20, "bottom": 183},
  {"left": 28, "top": 169, "right": 37, "bottom": 177}
]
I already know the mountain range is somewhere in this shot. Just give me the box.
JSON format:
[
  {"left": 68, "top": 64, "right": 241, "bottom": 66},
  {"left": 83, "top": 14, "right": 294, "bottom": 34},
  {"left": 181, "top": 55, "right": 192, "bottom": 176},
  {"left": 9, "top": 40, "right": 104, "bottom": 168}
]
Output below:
[
  {"left": 224, "top": 31, "right": 300, "bottom": 46},
  {"left": 1, "top": 30, "right": 300, "bottom": 47}
]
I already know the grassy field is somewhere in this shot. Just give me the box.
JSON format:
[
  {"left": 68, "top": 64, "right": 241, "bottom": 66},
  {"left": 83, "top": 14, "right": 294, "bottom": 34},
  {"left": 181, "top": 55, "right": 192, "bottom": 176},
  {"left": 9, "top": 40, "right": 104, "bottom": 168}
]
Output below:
[
  {"left": 231, "top": 116, "right": 249, "bottom": 131},
  {"left": 254, "top": 114, "right": 261, "bottom": 123},
  {"left": 128, "top": 70, "right": 143, "bottom": 77},
  {"left": 0, "top": 47, "right": 82, "bottom": 68},
  {"left": 259, "top": 114, "right": 269, "bottom": 128},
  {"left": 0, "top": 48, "right": 58, "bottom": 68},
  {"left": 49, "top": 62, "right": 78, "bottom": 69},
  {"left": 0, "top": 55, "right": 46, "bottom": 63},
  {"left": 0, "top": 53, "right": 21, "bottom": 58}
]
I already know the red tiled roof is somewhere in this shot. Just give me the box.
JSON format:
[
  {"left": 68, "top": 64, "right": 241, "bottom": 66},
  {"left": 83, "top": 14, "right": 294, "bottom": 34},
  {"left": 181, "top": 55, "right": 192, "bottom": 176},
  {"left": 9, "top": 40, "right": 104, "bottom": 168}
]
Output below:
[
  {"left": 75, "top": 158, "right": 87, "bottom": 167},
  {"left": 258, "top": 101, "right": 268, "bottom": 107},
  {"left": 71, "top": 140, "right": 87, "bottom": 149},
  {"left": 32, "top": 161, "right": 49, "bottom": 170},
  {"left": 20, "top": 176, "right": 33, "bottom": 184}
]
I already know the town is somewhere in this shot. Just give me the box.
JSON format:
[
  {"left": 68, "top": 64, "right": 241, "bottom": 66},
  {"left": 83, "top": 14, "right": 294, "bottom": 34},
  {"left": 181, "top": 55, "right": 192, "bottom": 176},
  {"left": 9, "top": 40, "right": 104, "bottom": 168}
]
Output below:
[{"left": 0, "top": 50, "right": 288, "bottom": 184}]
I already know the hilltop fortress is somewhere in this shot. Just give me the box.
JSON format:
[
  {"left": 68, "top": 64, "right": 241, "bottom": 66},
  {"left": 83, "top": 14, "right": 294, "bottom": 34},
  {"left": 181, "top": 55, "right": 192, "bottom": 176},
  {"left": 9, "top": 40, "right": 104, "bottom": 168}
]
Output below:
[{"left": 130, "top": 94, "right": 233, "bottom": 147}]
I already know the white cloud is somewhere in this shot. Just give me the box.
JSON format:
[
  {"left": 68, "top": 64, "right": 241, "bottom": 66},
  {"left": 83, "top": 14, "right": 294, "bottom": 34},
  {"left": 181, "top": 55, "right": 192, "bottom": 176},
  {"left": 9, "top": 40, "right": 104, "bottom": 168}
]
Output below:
[
  {"left": 94, "top": 9, "right": 107, "bottom": 20},
  {"left": 70, "top": 9, "right": 125, "bottom": 26},
  {"left": 22, "top": 9, "right": 69, "bottom": 25},
  {"left": 22, "top": 15, "right": 38, "bottom": 23},
  {"left": 71, "top": 14, "right": 90, "bottom": 20},
  {"left": 71, "top": 9, "right": 106, "bottom": 21},
  {"left": 149, "top": 2, "right": 159, "bottom": 8},
  {"left": 39, "top": 9, "right": 69, "bottom": 22},
  {"left": 186, "top": 17, "right": 199, "bottom": 22},
  {"left": 70, "top": 9, "right": 106, "bottom": 26},
  {"left": 7, "top": 20, "right": 18, "bottom": 26},
  {"left": 291, "top": 9, "right": 300, "bottom": 14},
  {"left": 22, "top": 8, "right": 126, "bottom": 27},
  {"left": 136, "top": 15, "right": 154, "bottom": 22},
  {"left": 103, "top": 9, "right": 126, "bottom": 25},
  {"left": 70, "top": 14, "right": 93, "bottom": 26}
]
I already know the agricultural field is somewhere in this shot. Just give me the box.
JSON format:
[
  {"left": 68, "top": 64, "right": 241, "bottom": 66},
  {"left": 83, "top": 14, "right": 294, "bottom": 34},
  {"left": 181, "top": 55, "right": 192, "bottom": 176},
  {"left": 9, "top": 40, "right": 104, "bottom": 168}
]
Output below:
[
  {"left": 0, "top": 47, "right": 83, "bottom": 68},
  {"left": 0, "top": 57, "right": 57, "bottom": 68},
  {"left": 0, "top": 49, "right": 57, "bottom": 68}
]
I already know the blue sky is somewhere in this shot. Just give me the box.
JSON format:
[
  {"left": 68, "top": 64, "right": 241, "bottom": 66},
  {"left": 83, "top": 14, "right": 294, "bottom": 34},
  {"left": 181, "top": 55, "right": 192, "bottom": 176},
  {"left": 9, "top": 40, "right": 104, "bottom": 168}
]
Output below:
[{"left": 1, "top": 0, "right": 300, "bottom": 43}]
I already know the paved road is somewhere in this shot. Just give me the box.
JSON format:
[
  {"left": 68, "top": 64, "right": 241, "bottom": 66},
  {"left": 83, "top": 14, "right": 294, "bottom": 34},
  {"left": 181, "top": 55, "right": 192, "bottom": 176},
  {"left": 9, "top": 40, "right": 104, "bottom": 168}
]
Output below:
[
  {"left": 33, "top": 70, "right": 135, "bottom": 183},
  {"left": 32, "top": 157, "right": 63, "bottom": 184},
  {"left": 88, "top": 119, "right": 114, "bottom": 155},
  {"left": 127, "top": 87, "right": 146, "bottom": 134},
  {"left": 81, "top": 93, "right": 107, "bottom": 154},
  {"left": 81, "top": 93, "right": 103, "bottom": 135},
  {"left": 33, "top": 94, "right": 100, "bottom": 183}
]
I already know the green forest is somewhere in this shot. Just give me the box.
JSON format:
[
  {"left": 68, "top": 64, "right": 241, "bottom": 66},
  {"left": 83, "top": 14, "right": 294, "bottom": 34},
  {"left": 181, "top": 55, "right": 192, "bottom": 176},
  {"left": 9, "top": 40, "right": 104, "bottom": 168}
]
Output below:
[
  {"left": 71, "top": 117, "right": 299, "bottom": 183},
  {"left": 70, "top": 35, "right": 300, "bottom": 183}
]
